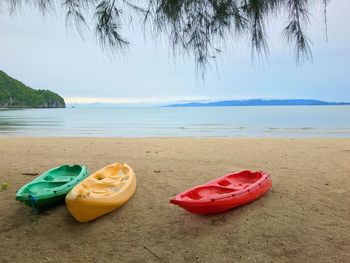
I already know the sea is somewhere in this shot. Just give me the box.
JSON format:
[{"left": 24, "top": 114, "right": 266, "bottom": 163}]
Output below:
[{"left": 0, "top": 106, "right": 350, "bottom": 137}]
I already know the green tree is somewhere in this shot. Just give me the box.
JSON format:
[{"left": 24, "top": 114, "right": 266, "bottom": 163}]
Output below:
[{"left": 2, "top": 0, "right": 330, "bottom": 70}]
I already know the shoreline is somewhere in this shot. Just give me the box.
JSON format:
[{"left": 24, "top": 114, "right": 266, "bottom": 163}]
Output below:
[
  {"left": 0, "top": 107, "right": 66, "bottom": 109},
  {"left": 1, "top": 136, "right": 349, "bottom": 140},
  {"left": 0, "top": 137, "right": 349, "bottom": 262}
]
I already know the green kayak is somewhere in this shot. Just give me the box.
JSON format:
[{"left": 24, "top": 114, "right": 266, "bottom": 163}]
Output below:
[{"left": 16, "top": 164, "right": 89, "bottom": 210}]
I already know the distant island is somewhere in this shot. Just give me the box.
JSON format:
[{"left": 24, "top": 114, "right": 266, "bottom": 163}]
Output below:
[
  {"left": 0, "top": 70, "right": 65, "bottom": 108},
  {"left": 165, "top": 99, "right": 350, "bottom": 107}
]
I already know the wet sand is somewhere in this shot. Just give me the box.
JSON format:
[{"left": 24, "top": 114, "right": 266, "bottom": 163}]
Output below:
[{"left": 0, "top": 137, "right": 349, "bottom": 263}]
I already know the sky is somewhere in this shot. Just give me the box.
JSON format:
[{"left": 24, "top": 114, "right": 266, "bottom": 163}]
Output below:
[{"left": 0, "top": 1, "right": 349, "bottom": 104}]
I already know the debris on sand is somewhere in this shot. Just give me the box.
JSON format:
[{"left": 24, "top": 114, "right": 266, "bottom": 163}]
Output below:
[
  {"left": 22, "top": 172, "right": 39, "bottom": 176},
  {"left": 1, "top": 182, "right": 9, "bottom": 191}
]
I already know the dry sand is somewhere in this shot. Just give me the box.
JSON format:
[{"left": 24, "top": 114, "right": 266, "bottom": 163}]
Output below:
[{"left": 0, "top": 137, "right": 349, "bottom": 263}]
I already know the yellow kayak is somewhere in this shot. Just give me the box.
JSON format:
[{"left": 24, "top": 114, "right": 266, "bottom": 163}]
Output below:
[{"left": 65, "top": 163, "right": 136, "bottom": 222}]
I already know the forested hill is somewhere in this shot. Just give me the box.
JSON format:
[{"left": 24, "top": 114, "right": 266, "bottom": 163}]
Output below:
[{"left": 0, "top": 70, "right": 65, "bottom": 108}]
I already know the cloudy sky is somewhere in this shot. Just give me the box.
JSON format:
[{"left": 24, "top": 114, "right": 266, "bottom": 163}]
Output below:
[{"left": 0, "top": 0, "right": 349, "bottom": 103}]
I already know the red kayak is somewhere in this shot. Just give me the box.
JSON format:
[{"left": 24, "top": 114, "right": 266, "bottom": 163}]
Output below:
[{"left": 170, "top": 171, "right": 272, "bottom": 215}]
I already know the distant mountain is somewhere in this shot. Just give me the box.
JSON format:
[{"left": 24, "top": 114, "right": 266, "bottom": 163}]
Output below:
[
  {"left": 0, "top": 70, "right": 65, "bottom": 108},
  {"left": 165, "top": 99, "right": 350, "bottom": 107}
]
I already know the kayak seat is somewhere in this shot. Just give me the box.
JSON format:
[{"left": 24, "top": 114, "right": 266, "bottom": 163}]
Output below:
[
  {"left": 225, "top": 171, "right": 263, "bottom": 184},
  {"left": 94, "top": 173, "right": 105, "bottom": 180},
  {"left": 216, "top": 179, "right": 251, "bottom": 190},
  {"left": 52, "top": 176, "right": 75, "bottom": 183},
  {"left": 183, "top": 186, "right": 235, "bottom": 200},
  {"left": 44, "top": 173, "right": 80, "bottom": 182},
  {"left": 216, "top": 179, "right": 230, "bottom": 187},
  {"left": 78, "top": 179, "right": 125, "bottom": 198},
  {"left": 23, "top": 181, "right": 66, "bottom": 195}
]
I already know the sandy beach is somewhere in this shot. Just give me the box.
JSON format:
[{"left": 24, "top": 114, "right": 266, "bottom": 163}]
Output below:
[{"left": 0, "top": 137, "right": 349, "bottom": 263}]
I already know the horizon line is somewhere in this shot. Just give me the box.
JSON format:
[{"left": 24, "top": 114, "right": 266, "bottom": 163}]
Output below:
[{"left": 64, "top": 97, "right": 349, "bottom": 105}]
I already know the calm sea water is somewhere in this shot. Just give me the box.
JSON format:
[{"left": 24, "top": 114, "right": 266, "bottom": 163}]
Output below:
[{"left": 0, "top": 106, "right": 350, "bottom": 137}]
